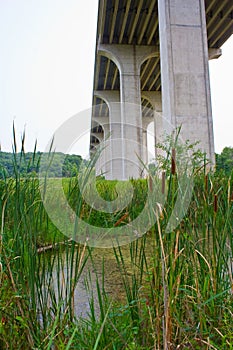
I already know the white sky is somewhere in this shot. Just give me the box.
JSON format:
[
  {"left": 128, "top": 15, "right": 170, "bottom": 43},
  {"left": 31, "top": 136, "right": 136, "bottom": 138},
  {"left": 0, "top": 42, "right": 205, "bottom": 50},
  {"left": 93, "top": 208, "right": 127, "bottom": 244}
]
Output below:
[{"left": 0, "top": 1, "right": 232, "bottom": 156}]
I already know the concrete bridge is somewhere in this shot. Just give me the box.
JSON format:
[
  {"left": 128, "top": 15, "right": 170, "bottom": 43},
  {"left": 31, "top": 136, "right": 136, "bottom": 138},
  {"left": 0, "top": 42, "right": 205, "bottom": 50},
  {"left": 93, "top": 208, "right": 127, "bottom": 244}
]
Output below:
[{"left": 90, "top": 0, "right": 233, "bottom": 180}]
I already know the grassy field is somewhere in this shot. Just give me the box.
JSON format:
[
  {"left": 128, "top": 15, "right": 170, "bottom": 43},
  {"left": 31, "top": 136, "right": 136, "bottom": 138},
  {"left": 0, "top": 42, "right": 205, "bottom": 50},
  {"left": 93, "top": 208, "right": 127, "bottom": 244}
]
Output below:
[{"left": 0, "top": 150, "right": 232, "bottom": 349}]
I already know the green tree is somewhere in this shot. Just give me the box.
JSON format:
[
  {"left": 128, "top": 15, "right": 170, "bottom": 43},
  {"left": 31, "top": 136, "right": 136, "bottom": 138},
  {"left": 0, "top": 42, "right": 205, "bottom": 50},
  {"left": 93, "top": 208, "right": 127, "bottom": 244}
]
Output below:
[
  {"left": 216, "top": 147, "right": 233, "bottom": 175},
  {"left": 0, "top": 151, "right": 83, "bottom": 178}
]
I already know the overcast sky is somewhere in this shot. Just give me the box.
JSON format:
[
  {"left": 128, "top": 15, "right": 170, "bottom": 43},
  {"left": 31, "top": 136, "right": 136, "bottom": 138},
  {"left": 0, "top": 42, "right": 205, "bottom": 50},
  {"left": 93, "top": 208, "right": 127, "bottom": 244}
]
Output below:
[{"left": 0, "top": 1, "right": 232, "bottom": 157}]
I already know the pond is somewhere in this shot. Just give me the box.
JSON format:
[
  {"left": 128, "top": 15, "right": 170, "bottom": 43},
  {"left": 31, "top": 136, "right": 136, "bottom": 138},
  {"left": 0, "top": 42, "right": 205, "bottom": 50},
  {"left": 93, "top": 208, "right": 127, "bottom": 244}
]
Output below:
[{"left": 41, "top": 235, "right": 154, "bottom": 319}]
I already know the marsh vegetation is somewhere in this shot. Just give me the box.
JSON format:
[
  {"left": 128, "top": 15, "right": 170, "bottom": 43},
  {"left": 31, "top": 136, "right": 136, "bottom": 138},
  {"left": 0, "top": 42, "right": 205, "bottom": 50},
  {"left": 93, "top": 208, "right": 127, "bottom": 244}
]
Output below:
[{"left": 0, "top": 139, "right": 232, "bottom": 349}]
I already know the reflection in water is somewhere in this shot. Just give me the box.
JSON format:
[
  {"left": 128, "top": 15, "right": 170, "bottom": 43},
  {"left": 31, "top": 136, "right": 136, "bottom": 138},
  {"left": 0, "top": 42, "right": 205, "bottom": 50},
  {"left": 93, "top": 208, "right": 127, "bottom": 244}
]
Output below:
[{"left": 42, "top": 236, "right": 153, "bottom": 319}]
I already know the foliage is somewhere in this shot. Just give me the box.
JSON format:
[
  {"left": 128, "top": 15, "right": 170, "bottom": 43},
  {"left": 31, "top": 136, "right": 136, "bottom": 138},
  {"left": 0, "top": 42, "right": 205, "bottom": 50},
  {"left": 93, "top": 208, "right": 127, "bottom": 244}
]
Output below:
[
  {"left": 216, "top": 146, "right": 233, "bottom": 175},
  {"left": 0, "top": 151, "right": 83, "bottom": 179},
  {"left": 154, "top": 127, "right": 208, "bottom": 175}
]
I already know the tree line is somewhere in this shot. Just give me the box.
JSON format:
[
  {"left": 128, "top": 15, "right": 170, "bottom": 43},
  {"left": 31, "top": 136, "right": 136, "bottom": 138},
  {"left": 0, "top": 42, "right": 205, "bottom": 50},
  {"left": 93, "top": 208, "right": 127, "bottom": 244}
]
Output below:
[
  {"left": 0, "top": 151, "right": 83, "bottom": 178},
  {"left": 0, "top": 147, "right": 232, "bottom": 179}
]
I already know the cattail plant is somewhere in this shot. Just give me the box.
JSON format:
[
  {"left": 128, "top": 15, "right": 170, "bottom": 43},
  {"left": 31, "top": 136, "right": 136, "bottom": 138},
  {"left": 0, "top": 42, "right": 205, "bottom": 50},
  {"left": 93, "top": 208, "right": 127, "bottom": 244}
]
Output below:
[{"left": 171, "top": 148, "right": 176, "bottom": 175}]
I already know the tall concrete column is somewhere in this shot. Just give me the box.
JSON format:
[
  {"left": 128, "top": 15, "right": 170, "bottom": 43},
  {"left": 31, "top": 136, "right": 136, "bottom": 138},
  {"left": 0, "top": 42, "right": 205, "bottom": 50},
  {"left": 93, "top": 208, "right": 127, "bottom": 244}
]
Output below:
[
  {"left": 142, "top": 91, "right": 163, "bottom": 158},
  {"left": 102, "top": 123, "right": 111, "bottom": 178},
  {"left": 92, "top": 116, "right": 110, "bottom": 178},
  {"left": 120, "top": 62, "right": 142, "bottom": 179},
  {"left": 98, "top": 44, "right": 159, "bottom": 179},
  {"left": 158, "top": 0, "right": 215, "bottom": 165},
  {"left": 94, "top": 133, "right": 104, "bottom": 176},
  {"left": 94, "top": 90, "right": 122, "bottom": 179},
  {"left": 142, "top": 116, "right": 154, "bottom": 166}
]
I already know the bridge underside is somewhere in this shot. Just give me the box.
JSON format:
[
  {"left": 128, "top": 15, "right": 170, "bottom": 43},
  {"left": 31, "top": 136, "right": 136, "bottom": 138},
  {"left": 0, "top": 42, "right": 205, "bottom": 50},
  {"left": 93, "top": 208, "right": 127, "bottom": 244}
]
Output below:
[{"left": 90, "top": 0, "right": 233, "bottom": 180}]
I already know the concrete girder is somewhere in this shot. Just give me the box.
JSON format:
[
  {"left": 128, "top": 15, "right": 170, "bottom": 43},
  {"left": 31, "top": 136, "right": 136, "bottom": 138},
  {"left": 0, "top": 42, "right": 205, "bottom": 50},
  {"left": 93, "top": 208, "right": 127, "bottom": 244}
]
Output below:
[
  {"left": 210, "top": 17, "right": 233, "bottom": 47},
  {"left": 206, "top": 0, "right": 229, "bottom": 30},
  {"left": 141, "top": 91, "right": 162, "bottom": 112},
  {"left": 128, "top": 0, "right": 144, "bottom": 44},
  {"left": 138, "top": 0, "right": 157, "bottom": 45},
  {"left": 103, "top": 59, "right": 111, "bottom": 89},
  {"left": 91, "top": 132, "right": 104, "bottom": 142},
  {"left": 94, "top": 55, "right": 101, "bottom": 91},
  {"left": 94, "top": 90, "right": 120, "bottom": 109},
  {"left": 111, "top": 66, "right": 119, "bottom": 90},
  {"left": 92, "top": 99, "right": 109, "bottom": 119},
  {"left": 90, "top": 135, "right": 100, "bottom": 144},
  {"left": 97, "top": 0, "right": 107, "bottom": 45},
  {"left": 208, "top": 1, "right": 233, "bottom": 46},
  {"left": 147, "top": 16, "right": 159, "bottom": 45},
  {"left": 141, "top": 57, "right": 160, "bottom": 90},
  {"left": 109, "top": 0, "right": 119, "bottom": 44},
  {"left": 92, "top": 116, "right": 109, "bottom": 129},
  {"left": 118, "top": 1, "right": 131, "bottom": 44}
]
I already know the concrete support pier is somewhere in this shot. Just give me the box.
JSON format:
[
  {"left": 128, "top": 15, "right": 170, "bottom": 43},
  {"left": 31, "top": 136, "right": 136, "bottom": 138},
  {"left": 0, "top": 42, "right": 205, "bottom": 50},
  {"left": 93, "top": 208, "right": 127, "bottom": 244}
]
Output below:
[
  {"left": 94, "top": 90, "right": 123, "bottom": 179},
  {"left": 158, "top": 0, "right": 215, "bottom": 164},
  {"left": 142, "top": 91, "right": 163, "bottom": 157},
  {"left": 98, "top": 44, "right": 158, "bottom": 179}
]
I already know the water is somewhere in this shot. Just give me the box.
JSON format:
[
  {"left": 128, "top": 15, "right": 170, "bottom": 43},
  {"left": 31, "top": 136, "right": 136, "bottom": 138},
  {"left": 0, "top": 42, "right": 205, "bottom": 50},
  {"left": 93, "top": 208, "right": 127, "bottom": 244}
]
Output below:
[{"left": 40, "top": 241, "right": 145, "bottom": 319}]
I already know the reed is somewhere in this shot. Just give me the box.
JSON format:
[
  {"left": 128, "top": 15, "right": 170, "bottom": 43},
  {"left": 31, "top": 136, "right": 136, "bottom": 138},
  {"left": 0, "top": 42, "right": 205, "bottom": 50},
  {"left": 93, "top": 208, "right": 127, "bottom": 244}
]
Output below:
[
  {"left": 106, "top": 172, "right": 232, "bottom": 349},
  {"left": 0, "top": 134, "right": 90, "bottom": 348},
  {"left": 0, "top": 131, "right": 232, "bottom": 349}
]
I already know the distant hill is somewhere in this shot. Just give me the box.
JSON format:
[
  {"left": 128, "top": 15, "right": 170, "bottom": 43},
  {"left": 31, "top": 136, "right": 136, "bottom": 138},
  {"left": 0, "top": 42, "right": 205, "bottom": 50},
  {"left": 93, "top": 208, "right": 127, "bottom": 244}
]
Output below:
[{"left": 0, "top": 151, "right": 83, "bottom": 178}]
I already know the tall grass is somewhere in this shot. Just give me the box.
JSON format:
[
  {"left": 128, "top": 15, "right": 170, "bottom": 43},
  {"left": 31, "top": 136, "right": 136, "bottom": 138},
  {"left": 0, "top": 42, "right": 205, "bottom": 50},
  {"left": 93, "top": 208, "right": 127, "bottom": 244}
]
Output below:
[
  {"left": 110, "top": 169, "right": 233, "bottom": 349},
  {"left": 0, "top": 131, "right": 232, "bottom": 349},
  {"left": 0, "top": 132, "right": 91, "bottom": 349}
]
